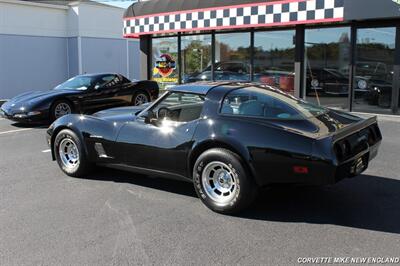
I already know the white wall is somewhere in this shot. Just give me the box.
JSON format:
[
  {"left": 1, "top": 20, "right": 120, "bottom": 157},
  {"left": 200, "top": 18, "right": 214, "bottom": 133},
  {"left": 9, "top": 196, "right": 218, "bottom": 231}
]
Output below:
[
  {"left": 81, "top": 37, "right": 128, "bottom": 76},
  {"left": 0, "top": 0, "right": 68, "bottom": 37},
  {"left": 77, "top": 3, "right": 126, "bottom": 39},
  {"left": 0, "top": 0, "right": 140, "bottom": 99},
  {"left": 0, "top": 34, "right": 69, "bottom": 98},
  {"left": 0, "top": 0, "right": 126, "bottom": 39}
]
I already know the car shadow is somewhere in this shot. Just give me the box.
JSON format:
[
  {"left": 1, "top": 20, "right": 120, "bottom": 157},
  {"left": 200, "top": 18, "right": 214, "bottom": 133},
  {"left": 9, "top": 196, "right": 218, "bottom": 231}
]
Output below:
[
  {"left": 240, "top": 174, "right": 400, "bottom": 234},
  {"left": 83, "top": 169, "right": 400, "bottom": 234},
  {"left": 86, "top": 167, "right": 197, "bottom": 198},
  {"left": 11, "top": 122, "right": 49, "bottom": 129}
]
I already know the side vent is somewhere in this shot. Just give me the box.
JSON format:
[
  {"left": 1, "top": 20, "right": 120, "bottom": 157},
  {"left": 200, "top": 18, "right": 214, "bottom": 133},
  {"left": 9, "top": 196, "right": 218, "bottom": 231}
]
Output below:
[{"left": 94, "top": 143, "right": 111, "bottom": 159}]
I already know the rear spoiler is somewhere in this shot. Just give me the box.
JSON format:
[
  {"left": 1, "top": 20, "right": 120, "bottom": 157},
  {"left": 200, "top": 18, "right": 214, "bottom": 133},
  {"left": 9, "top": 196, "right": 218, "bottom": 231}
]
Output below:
[{"left": 332, "top": 116, "right": 378, "bottom": 142}]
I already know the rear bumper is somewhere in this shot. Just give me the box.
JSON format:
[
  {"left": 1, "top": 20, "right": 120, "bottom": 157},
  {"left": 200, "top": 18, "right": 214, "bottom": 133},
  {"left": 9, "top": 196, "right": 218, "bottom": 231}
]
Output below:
[
  {"left": 254, "top": 140, "right": 381, "bottom": 187},
  {"left": 333, "top": 141, "right": 380, "bottom": 183}
]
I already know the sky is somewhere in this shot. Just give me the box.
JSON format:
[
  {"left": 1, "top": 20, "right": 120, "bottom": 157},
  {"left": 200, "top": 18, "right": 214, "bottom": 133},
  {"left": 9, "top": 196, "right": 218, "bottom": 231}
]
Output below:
[{"left": 94, "top": 0, "right": 136, "bottom": 8}]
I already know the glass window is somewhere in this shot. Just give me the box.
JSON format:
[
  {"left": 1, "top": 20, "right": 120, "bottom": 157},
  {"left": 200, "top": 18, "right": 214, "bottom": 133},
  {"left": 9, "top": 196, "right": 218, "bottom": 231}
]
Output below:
[
  {"left": 304, "top": 27, "right": 351, "bottom": 110},
  {"left": 55, "top": 75, "right": 95, "bottom": 91},
  {"left": 152, "top": 37, "right": 179, "bottom": 90},
  {"left": 221, "top": 86, "right": 327, "bottom": 120},
  {"left": 353, "top": 27, "right": 396, "bottom": 114},
  {"left": 96, "top": 75, "right": 123, "bottom": 89},
  {"left": 214, "top": 32, "right": 251, "bottom": 81},
  {"left": 254, "top": 30, "right": 296, "bottom": 95},
  {"left": 181, "top": 35, "right": 212, "bottom": 83},
  {"left": 150, "top": 92, "right": 205, "bottom": 123}
]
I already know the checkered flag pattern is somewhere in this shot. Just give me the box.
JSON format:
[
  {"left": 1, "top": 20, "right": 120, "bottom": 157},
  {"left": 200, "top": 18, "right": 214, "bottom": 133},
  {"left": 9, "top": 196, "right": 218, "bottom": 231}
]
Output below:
[{"left": 124, "top": 0, "right": 344, "bottom": 37}]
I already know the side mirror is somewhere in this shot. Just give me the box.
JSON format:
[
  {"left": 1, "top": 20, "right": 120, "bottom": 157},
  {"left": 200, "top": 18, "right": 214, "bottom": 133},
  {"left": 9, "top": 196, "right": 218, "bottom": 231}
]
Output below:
[{"left": 144, "top": 110, "right": 158, "bottom": 124}]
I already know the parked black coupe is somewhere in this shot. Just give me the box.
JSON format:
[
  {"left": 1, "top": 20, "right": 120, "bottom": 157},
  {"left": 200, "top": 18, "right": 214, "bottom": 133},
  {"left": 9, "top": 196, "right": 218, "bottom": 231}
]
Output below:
[
  {"left": 46, "top": 82, "right": 382, "bottom": 214},
  {"left": 0, "top": 73, "right": 159, "bottom": 123}
]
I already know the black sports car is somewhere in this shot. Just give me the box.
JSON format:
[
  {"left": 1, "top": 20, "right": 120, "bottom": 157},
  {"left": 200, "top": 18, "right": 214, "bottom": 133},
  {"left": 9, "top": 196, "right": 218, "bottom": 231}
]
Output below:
[
  {"left": 0, "top": 73, "right": 159, "bottom": 124},
  {"left": 46, "top": 82, "right": 382, "bottom": 214},
  {"left": 306, "top": 68, "right": 370, "bottom": 96}
]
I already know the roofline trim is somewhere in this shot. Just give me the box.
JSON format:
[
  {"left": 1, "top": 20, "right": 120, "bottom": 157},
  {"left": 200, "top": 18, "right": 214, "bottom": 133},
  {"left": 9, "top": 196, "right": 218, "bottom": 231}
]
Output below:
[
  {"left": 123, "top": 0, "right": 345, "bottom": 38},
  {"left": 123, "top": 17, "right": 343, "bottom": 38},
  {"left": 1, "top": 0, "right": 69, "bottom": 10},
  {"left": 123, "top": 0, "right": 300, "bottom": 20}
]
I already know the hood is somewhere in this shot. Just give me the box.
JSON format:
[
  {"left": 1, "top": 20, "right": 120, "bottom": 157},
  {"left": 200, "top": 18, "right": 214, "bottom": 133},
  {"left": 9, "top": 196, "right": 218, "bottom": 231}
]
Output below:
[
  {"left": 4, "top": 89, "right": 78, "bottom": 110},
  {"left": 92, "top": 103, "right": 150, "bottom": 123},
  {"left": 267, "top": 109, "right": 363, "bottom": 139}
]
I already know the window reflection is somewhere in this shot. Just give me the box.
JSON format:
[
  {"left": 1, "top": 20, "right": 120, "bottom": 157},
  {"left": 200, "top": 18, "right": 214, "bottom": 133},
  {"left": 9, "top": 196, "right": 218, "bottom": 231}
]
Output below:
[
  {"left": 214, "top": 32, "right": 251, "bottom": 81},
  {"left": 254, "top": 30, "right": 296, "bottom": 95},
  {"left": 304, "top": 27, "right": 351, "bottom": 110},
  {"left": 181, "top": 35, "right": 212, "bottom": 83},
  {"left": 354, "top": 27, "right": 396, "bottom": 114}
]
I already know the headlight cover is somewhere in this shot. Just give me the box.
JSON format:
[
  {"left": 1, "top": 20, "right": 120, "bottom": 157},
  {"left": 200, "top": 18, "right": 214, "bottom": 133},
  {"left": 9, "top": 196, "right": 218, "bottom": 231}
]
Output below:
[{"left": 27, "top": 111, "right": 41, "bottom": 116}]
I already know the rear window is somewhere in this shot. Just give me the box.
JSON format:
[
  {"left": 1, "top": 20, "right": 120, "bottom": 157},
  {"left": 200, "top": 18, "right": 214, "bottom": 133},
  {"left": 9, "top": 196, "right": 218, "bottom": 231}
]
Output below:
[{"left": 221, "top": 86, "right": 327, "bottom": 120}]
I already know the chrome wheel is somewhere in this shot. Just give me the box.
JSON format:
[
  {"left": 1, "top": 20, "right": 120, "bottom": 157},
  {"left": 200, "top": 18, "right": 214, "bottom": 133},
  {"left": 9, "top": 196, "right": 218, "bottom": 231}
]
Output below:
[
  {"left": 58, "top": 138, "right": 80, "bottom": 169},
  {"left": 134, "top": 94, "right": 149, "bottom": 106},
  {"left": 54, "top": 102, "right": 71, "bottom": 119},
  {"left": 202, "top": 161, "right": 237, "bottom": 204}
]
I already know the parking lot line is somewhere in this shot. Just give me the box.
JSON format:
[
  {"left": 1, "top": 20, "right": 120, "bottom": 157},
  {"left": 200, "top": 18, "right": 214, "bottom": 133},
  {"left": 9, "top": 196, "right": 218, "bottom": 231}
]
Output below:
[
  {"left": 0, "top": 128, "right": 33, "bottom": 135},
  {"left": 42, "top": 149, "right": 51, "bottom": 153}
]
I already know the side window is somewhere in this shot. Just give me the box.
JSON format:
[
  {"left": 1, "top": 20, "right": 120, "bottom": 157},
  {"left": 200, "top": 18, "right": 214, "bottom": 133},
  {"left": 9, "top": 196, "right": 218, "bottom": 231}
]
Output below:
[
  {"left": 96, "top": 75, "right": 122, "bottom": 89},
  {"left": 150, "top": 92, "right": 205, "bottom": 123},
  {"left": 221, "top": 87, "right": 301, "bottom": 119}
]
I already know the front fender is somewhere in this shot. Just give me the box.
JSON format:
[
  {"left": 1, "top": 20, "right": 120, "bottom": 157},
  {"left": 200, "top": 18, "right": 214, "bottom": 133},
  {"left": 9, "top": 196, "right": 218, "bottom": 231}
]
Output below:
[
  {"left": 48, "top": 115, "right": 89, "bottom": 161},
  {"left": 48, "top": 114, "right": 124, "bottom": 162}
]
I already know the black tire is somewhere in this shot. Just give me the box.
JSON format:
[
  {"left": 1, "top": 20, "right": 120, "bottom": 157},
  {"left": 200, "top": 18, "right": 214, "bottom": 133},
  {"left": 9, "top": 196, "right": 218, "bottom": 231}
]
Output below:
[
  {"left": 50, "top": 100, "right": 74, "bottom": 122},
  {"left": 54, "top": 129, "right": 93, "bottom": 177},
  {"left": 132, "top": 91, "right": 150, "bottom": 106},
  {"left": 193, "top": 148, "right": 258, "bottom": 214}
]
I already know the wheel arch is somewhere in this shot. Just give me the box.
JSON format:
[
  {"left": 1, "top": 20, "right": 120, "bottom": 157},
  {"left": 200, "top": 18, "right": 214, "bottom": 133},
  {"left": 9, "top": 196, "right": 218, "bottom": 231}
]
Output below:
[
  {"left": 50, "top": 125, "right": 88, "bottom": 161},
  {"left": 50, "top": 98, "right": 76, "bottom": 118},
  {"left": 133, "top": 80, "right": 159, "bottom": 102},
  {"left": 131, "top": 89, "right": 151, "bottom": 105},
  {"left": 188, "top": 139, "right": 257, "bottom": 182}
]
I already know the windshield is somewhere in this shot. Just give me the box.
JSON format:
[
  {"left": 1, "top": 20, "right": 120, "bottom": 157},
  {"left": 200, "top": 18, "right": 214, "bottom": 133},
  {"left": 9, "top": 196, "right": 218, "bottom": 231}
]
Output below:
[
  {"left": 221, "top": 86, "right": 327, "bottom": 120},
  {"left": 54, "top": 76, "right": 96, "bottom": 91}
]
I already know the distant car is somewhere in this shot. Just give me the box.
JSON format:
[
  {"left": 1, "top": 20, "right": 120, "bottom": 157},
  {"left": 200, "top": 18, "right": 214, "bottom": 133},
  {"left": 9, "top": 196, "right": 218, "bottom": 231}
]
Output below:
[
  {"left": 183, "top": 62, "right": 296, "bottom": 95},
  {"left": 0, "top": 73, "right": 159, "bottom": 124},
  {"left": 47, "top": 82, "right": 382, "bottom": 214},
  {"left": 306, "top": 68, "right": 369, "bottom": 96},
  {"left": 183, "top": 61, "right": 250, "bottom": 83},
  {"left": 360, "top": 74, "right": 396, "bottom": 108}
]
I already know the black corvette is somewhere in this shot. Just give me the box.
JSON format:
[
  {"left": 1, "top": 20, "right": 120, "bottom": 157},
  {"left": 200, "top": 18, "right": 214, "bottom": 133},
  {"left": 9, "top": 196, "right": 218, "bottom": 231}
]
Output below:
[
  {"left": 0, "top": 73, "right": 159, "bottom": 123},
  {"left": 46, "top": 82, "right": 382, "bottom": 214}
]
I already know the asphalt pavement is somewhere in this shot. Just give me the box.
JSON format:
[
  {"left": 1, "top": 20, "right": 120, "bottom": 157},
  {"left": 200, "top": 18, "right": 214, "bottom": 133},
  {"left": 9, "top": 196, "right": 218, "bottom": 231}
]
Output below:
[{"left": 0, "top": 116, "right": 399, "bottom": 265}]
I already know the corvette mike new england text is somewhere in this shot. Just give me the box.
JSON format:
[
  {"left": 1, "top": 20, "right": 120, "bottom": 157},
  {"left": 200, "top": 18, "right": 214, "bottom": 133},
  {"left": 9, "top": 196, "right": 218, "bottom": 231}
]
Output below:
[{"left": 297, "top": 257, "right": 400, "bottom": 264}]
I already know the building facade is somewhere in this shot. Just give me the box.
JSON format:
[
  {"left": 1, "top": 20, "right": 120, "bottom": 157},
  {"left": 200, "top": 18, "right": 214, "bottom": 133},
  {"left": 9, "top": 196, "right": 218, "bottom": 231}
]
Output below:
[
  {"left": 124, "top": 0, "right": 400, "bottom": 115},
  {"left": 0, "top": 0, "right": 140, "bottom": 99}
]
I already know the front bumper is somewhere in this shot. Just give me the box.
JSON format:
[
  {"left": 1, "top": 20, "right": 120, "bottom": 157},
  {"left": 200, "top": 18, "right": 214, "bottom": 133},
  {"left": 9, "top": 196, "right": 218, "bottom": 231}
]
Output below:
[{"left": 0, "top": 108, "right": 49, "bottom": 123}]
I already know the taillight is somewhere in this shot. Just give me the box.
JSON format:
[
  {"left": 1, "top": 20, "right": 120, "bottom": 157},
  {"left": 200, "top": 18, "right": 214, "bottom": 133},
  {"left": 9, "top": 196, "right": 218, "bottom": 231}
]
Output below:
[
  {"left": 334, "top": 140, "right": 350, "bottom": 161},
  {"left": 293, "top": 166, "right": 309, "bottom": 174}
]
